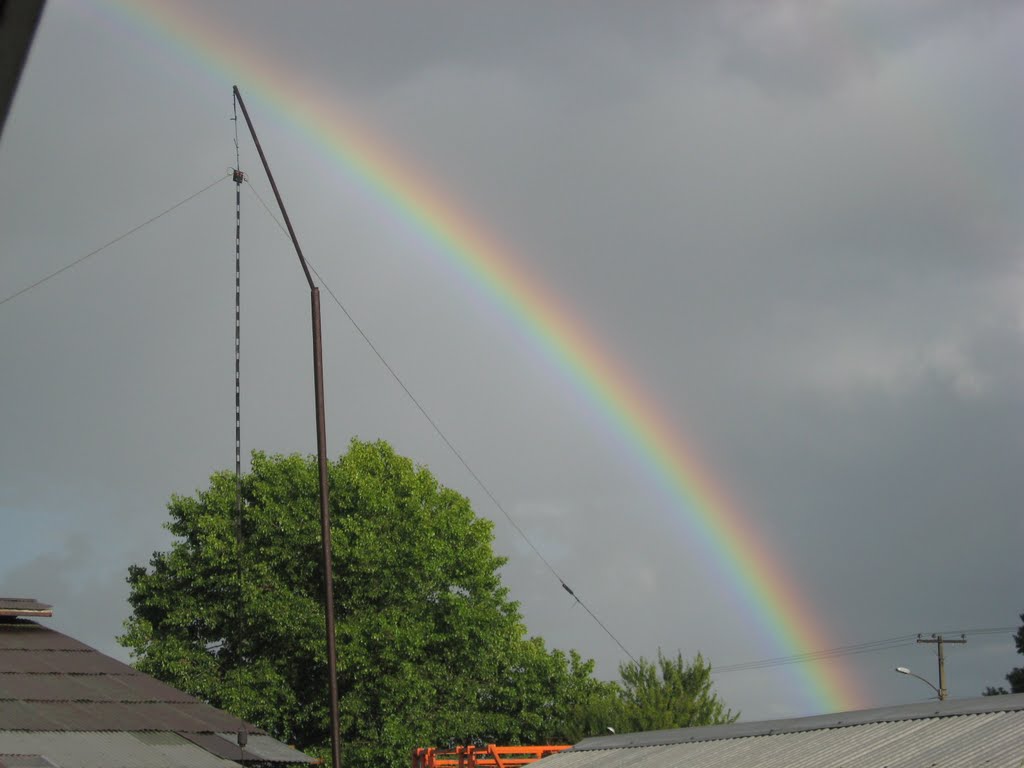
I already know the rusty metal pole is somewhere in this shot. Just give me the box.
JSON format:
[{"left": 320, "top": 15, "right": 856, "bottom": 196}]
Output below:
[
  {"left": 232, "top": 85, "right": 341, "bottom": 768},
  {"left": 311, "top": 285, "right": 341, "bottom": 764}
]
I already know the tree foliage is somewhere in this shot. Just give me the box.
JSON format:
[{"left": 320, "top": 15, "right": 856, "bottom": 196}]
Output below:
[
  {"left": 555, "top": 651, "right": 737, "bottom": 741},
  {"left": 614, "top": 651, "right": 737, "bottom": 730},
  {"left": 983, "top": 613, "right": 1024, "bottom": 695},
  {"left": 120, "top": 441, "right": 611, "bottom": 766},
  {"left": 120, "top": 440, "right": 736, "bottom": 767}
]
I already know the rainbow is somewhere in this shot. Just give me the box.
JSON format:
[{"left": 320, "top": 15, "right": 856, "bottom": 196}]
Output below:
[{"left": 103, "top": 0, "right": 867, "bottom": 713}]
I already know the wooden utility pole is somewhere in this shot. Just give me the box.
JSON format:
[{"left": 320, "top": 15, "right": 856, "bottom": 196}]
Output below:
[{"left": 916, "top": 634, "right": 966, "bottom": 701}]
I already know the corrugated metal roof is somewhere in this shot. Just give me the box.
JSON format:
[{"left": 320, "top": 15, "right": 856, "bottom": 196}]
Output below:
[
  {"left": 0, "top": 700, "right": 256, "bottom": 732},
  {"left": 0, "top": 731, "right": 240, "bottom": 768},
  {"left": 0, "top": 755, "right": 60, "bottom": 768},
  {"left": 0, "top": 649, "right": 140, "bottom": 675},
  {"left": 216, "top": 733, "right": 313, "bottom": 763},
  {"left": 0, "top": 624, "right": 88, "bottom": 651},
  {"left": 0, "top": 620, "right": 261, "bottom": 735},
  {"left": 541, "top": 695, "right": 1024, "bottom": 768},
  {"left": 178, "top": 733, "right": 311, "bottom": 764},
  {"left": 573, "top": 694, "right": 1024, "bottom": 749},
  {"left": 0, "top": 617, "right": 314, "bottom": 763},
  {"left": 180, "top": 732, "right": 261, "bottom": 762},
  {"left": 0, "top": 671, "right": 197, "bottom": 703},
  {"left": 0, "top": 756, "right": 59, "bottom": 768}
]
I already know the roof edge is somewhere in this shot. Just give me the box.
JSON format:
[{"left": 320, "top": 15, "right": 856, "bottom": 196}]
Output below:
[
  {"left": 571, "top": 693, "right": 1024, "bottom": 750},
  {"left": 0, "top": 599, "right": 52, "bottom": 619}
]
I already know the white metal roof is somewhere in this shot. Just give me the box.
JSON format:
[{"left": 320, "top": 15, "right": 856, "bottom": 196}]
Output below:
[
  {"left": 540, "top": 694, "right": 1024, "bottom": 768},
  {"left": 0, "top": 731, "right": 239, "bottom": 768}
]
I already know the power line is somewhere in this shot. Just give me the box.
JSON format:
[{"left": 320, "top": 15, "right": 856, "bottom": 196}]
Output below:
[
  {"left": 243, "top": 179, "right": 638, "bottom": 665},
  {"left": 715, "top": 637, "right": 919, "bottom": 673},
  {"left": 713, "top": 626, "right": 1017, "bottom": 675},
  {"left": 0, "top": 174, "right": 230, "bottom": 309}
]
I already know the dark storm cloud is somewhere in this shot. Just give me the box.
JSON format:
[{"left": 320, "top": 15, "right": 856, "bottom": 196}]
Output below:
[
  {"left": 710, "top": 0, "right": 1020, "bottom": 96},
  {"left": 1, "top": 0, "right": 1021, "bottom": 719},
  {"left": 2, "top": 534, "right": 130, "bottom": 658}
]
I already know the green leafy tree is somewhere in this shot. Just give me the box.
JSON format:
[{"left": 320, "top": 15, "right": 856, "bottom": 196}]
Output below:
[
  {"left": 615, "top": 650, "right": 737, "bottom": 730},
  {"left": 983, "top": 613, "right": 1024, "bottom": 695},
  {"left": 120, "top": 440, "right": 605, "bottom": 767},
  {"left": 486, "top": 640, "right": 620, "bottom": 744},
  {"left": 557, "top": 676, "right": 624, "bottom": 742},
  {"left": 556, "top": 650, "right": 737, "bottom": 738}
]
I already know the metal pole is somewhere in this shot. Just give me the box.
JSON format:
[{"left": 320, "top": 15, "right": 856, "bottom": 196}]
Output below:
[
  {"left": 231, "top": 102, "right": 247, "bottom": 749},
  {"left": 917, "top": 634, "right": 966, "bottom": 703},
  {"left": 233, "top": 85, "right": 341, "bottom": 768},
  {"left": 895, "top": 667, "right": 941, "bottom": 699},
  {"left": 311, "top": 286, "right": 341, "bottom": 767},
  {"left": 232, "top": 87, "right": 316, "bottom": 291},
  {"left": 937, "top": 639, "right": 946, "bottom": 701}
]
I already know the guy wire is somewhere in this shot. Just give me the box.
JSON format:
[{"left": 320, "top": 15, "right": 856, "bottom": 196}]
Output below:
[{"left": 243, "top": 178, "right": 638, "bottom": 665}]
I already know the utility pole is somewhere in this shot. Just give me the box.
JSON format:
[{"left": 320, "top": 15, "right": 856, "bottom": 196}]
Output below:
[{"left": 916, "top": 634, "right": 966, "bottom": 701}]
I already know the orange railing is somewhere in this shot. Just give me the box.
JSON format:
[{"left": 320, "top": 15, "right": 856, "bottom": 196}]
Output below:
[{"left": 412, "top": 744, "right": 572, "bottom": 768}]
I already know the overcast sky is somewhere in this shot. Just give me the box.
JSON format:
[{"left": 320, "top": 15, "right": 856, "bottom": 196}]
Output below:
[{"left": 2, "top": 0, "right": 1022, "bottom": 722}]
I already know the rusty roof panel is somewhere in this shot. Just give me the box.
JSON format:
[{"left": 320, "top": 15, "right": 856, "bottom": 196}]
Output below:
[
  {"left": 97, "top": 671, "right": 198, "bottom": 703},
  {"left": 0, "top": 674, "right": 83, "bottom": 700},
  {"left": 0, "top": 673, "right": 195, "bottom": 704},
  {"left": 0, "top": 702, "right": 53, "bottom": 731},
  {"left": 0, "top": 625, "right": 90, "bottom": 651},
  {"left": 0, "top": 700, "right": 259, "bottom": 733},
  {"left": 0, "top": 619, "right": 290, "bottom": 743},
  {"left": 0, "top": 650, "right": 136, "bottom": 675}
]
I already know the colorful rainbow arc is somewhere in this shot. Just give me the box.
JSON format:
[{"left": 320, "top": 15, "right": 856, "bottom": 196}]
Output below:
[{"left": 110, "top": 0, "right": 865, "bottom": 714}]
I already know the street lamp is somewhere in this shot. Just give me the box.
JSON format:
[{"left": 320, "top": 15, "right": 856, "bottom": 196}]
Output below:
[{"left": 895, "top": 666, "right": 943, "bottom": 700}]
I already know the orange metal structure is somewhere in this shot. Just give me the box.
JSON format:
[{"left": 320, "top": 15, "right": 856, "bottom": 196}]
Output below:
[{"left": 412, "top": 744, "right": 572, "bottom": 768}]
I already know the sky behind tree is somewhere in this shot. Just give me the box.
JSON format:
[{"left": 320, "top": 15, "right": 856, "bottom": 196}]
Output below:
[{"left": 1, "top": 0, "right": 1022, "bottom": 721}]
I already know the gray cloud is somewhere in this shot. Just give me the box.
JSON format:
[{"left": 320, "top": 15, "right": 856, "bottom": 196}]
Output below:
[
  {"left": 1, "top": 0, "right": 1021, "bottom": 719},
  {"left": 710, "top": 0, "right": 1020, "bottom": 96}
]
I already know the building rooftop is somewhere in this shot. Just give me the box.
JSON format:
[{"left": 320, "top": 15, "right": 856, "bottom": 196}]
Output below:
[
  {"left": 0, "top": 601, "right": 312, "bottom": 766},
  {"left": 541, "top": 694, "right": 1024, "bottom": 768},
  {"left": 0, "top": 600, "right": 51, "bottom": 619},
  {"left": 0, "top": 0, "right": 45, "bottom": 143}
]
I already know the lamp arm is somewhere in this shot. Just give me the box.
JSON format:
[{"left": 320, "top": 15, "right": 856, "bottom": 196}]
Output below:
[{"left": 904, "top": 670, "right": 941, "bottom": 698}]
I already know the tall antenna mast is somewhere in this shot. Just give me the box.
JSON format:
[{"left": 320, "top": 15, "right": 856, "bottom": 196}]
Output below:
[
  {"left": 232, "top": 85, "right": 341, "bottom": 768},
  {"left": 231, "top": 97, "right": 248, "bottom": 755},
  {"left": 233, "top": 100, "right": 243, "bottom": 518}
]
